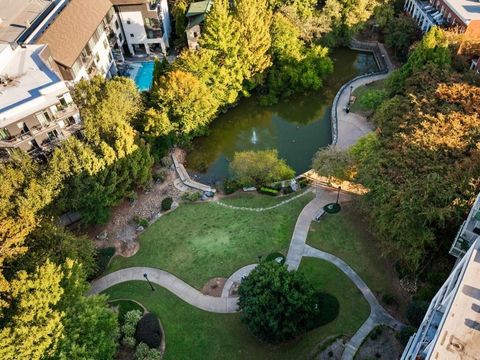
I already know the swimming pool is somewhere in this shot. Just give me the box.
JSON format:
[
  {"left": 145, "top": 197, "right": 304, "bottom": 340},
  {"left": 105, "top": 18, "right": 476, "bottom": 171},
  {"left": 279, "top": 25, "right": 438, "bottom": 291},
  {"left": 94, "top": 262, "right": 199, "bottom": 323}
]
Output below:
[{"left": 129, "top": 61, "right": 154, "bottom": 91}]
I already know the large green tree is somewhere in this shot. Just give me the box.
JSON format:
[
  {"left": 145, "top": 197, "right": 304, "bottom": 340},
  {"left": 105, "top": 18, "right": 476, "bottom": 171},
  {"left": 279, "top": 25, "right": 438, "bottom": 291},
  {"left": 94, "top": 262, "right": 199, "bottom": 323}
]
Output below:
[
  {"left": 230, "top": 149, "right": 295, "bottom": 186},
  {"left": 238, "top": 261, "right": 320, "bottom": 343},
  {"left": 0, "top": 261, "right": 64, "bottom": 360},
  {"left": 151, "top": 70, "right": 219, "bottom": 138}
]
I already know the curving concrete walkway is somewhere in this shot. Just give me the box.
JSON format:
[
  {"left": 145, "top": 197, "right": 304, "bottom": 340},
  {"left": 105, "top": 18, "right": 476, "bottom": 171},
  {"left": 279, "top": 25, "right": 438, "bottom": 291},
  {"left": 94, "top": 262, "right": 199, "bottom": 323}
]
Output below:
[
  {"left": 285, "top": 189, "right": 403, "bottom": 359},
  {"left": 89, "top": 267, "right": 239, "bottom": 313}
]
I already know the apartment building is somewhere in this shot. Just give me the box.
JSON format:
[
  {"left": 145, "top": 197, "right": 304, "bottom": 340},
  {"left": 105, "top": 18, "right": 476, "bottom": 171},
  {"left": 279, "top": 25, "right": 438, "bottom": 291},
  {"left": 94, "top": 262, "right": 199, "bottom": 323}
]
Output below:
[
  {"left": 404, "top": 0, "right": 480, "bottom": 32},
  {"left": 34, "top": 0, "right": 119, "bottom": 82},
  {"left": 111, "top": 0, "right": 171, "bottom": 56},
  {"left": 0, "top": 43, "right": 81, "bottom": 159},
  {"left": 185, "top": 0, "right": 213, "bottom": 50},
  {"left": 401, "top": 193, "right": 480, "bottom": 359}
]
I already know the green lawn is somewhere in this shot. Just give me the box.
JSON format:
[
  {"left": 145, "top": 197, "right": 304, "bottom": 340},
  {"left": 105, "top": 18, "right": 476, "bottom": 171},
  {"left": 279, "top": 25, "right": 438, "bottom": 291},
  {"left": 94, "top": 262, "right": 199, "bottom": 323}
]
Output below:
[
  {"left": 350, "top": 79, "right": 386, "bottom": 115},
  {"left": 219, "top": 191, "right": 307, "bottom": 208},
  {"left": 306, "top": 204, "right": 407, "bottom": 311},
  {"left": 105, "top": 258, "right": 369, "bottom": 359},
  {"left": 108, "top": 192, "right": 314, "bottom": 288}
]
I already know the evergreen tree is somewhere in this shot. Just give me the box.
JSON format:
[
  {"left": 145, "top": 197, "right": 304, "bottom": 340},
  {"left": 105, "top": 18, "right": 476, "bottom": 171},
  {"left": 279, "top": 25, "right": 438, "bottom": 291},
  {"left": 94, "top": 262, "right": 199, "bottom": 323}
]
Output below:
[{"left": 235, "top": 0, "right": 272, "bottom": 83}]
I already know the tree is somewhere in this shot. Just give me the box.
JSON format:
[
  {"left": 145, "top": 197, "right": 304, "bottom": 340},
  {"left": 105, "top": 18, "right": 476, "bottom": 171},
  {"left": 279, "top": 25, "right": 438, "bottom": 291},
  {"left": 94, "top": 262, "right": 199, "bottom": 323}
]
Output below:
[
  {"left": 200, "top": 0, "right": 244, "bottom": 105},
  {"left": 7, "top": 221, "right": 96, "bottom": 277},
  {"left": 374, "top": 1, "right": 394, "bottom": 28},
  {"left": 385, "top": 14, "right": 421, "bottom": 60},
  {"left": 143, "top": 108, "right": 174, "bottom": 137},
  {"left": 406, "top": 300, "right": 429, "bottom": 327},
  {"left": 0, "top": 261, "right": 64, "bottom": 360},
  {"left": 152, "top": 70, "right": 219, "bottom": 138},
  {"left": 262, "top": 13, "right": 333, "bottom": 104},
  {"left": 238, "top": 261, "right": 320, "bottom": 343},
  {"left": 171, "top": 0, "right": 188, "bottom": 38},
  {"left": 352, "top": 65, "right": 480, "bottom": 273},
  {"left": 235, "top": 0, "right": 272, "bottom": 83},
  {"left": 312, "top": 145, "right": 354, "bottom": 181},
  {"left": 52, "top": 260, "right": 119, "bottom": 360},
  {"left": 230, "top": 150, "right": 295, "bottom": 186},
  {"left": 358, "top": 89, "right": 387, "bottom": 110}
]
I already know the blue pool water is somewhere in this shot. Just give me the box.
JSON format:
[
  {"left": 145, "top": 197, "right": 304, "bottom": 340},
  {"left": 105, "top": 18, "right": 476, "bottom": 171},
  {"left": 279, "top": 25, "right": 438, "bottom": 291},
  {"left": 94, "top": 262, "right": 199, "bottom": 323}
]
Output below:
[{"left": 134, "top": 61, "right": 154, "bottom": 91}]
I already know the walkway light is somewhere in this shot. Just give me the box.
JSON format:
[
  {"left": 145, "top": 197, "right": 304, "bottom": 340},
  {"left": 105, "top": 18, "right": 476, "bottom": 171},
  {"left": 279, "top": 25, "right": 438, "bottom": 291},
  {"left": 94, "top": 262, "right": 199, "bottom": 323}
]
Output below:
[
  {"left": 143, "top": 273, "right": 155, "bottom": 291},
  {"left": 336, "top": 186, "right": 341, "bottom": 205}
]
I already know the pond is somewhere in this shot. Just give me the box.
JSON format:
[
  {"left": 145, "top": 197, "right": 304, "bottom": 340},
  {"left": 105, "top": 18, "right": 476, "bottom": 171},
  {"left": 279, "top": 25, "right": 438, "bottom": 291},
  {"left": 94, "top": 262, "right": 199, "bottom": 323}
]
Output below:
[{"left": 185, "top": 48, "right": 378, "bottom": 184}]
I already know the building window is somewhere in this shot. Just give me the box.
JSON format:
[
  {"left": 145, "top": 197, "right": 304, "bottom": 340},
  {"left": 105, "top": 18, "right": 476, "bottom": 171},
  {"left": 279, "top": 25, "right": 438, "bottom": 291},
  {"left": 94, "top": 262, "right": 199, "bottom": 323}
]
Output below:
[
  {"left": 17, "top": 122, "right": 30, "bottom": 134},
  {"left": 95, "top": 53, "right": 100, "bottom": 63},
  {"left": 65, "top": 116, "right": 76, "bottom": 126},
  {"left": 130, "top": 33, "right": 134, "bottom": 37},
  {"left": 103, "top": 39, "right": 109, "bottom": 49},
  {"left": 119, "top": 33, "right": 123, "bottom": 42},
  {"left": 115, "top": 20, "right": 120, "bottom": 29},
  {"left": 47, "top": 130, "right": 59, "bottom": 141},
  {"left": 0, "top": 128, "right": 9, "bottom": 140},
  {"left": 37, "top": 111, "right": 51, "bottom": 126}
]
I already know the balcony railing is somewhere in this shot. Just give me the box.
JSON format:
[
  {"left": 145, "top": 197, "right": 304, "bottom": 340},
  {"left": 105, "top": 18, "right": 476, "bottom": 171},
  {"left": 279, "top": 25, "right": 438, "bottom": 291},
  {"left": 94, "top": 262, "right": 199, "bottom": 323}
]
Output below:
[{"left": 54, "top": 104, "right": 78, "bottom": 120}]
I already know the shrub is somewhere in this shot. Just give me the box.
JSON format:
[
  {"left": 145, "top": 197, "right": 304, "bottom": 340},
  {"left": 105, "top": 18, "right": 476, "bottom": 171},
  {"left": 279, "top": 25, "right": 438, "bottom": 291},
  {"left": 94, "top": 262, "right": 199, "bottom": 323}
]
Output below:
[
  {"left": 153, "top": 169, "right": 167, "bottom": 183},
  {"left": 397, "top": 326, "right": 416, "bottom": 346},
  {"left": 181, "top": 191, "right": 201, "bottom": 202},
  {"left": 135, "top": 313, "right": 162, "bottom": 348},
  {"left": 135, "top": 342, "right": 161, "bottom": 360},
  {"left": 89, "top": 247, "right": 115, "bottom": 279},
  {"left": 259, "top": 187, "right": 279, "bottom": 196},
  {"left": 133, "top": 215, "right": 149, "bottom": 228},
  {"left": 382, "top": 293, "right": 396, "bottom": 306},
  {"left": 358, "top": 89, "right": 387, "bottom": 110},
  {"left": 161, "top": 197, "right": 173, "bottom": 211},
  {"left": 122, "top": 310, "right": 142, "bottom": 348},
  {"left": 223, "top": 179, "right": 241, "bottom": 195},
  {"left": 127, "top": 191, "right": 137, "bottom": 202},
  {"left": 406, "top": 300, "right": 429, "bottom": 327}
]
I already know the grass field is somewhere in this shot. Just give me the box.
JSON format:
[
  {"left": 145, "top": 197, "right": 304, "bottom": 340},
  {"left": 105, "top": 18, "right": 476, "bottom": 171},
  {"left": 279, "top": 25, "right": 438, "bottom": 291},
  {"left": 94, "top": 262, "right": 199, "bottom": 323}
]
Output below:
[
  {"left": 108, "top": 192, "right": 314, "bottom": 288},
  {"left": 306, "top": 204, "right": 408, "bottom": 311},
  {"left": 105, "top": 258, "right": 369, "bottom": 360}
]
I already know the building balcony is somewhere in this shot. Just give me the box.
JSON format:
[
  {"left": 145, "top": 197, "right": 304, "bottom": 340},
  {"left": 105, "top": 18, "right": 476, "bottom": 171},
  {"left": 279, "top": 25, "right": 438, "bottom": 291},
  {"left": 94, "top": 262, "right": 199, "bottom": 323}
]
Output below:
[
  {"left": 54, "top": 104, "right": 78, "bottom": 120},
  {"left": 449, "top": 194, "right": 480, "bottom": 258}
]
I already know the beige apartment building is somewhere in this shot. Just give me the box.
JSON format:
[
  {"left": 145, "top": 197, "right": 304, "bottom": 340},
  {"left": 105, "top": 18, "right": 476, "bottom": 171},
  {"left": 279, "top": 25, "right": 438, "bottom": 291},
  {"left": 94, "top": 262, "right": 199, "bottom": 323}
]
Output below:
[{"left": 0, "top": 43, "right": 81, "bottom": 159}]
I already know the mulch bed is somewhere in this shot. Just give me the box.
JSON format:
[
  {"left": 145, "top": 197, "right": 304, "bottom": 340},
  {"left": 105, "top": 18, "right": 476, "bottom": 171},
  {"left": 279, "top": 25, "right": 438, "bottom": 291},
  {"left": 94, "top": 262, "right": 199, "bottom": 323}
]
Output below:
[{"left": 201, "top": 277, "right": 226, "bottom": 297}]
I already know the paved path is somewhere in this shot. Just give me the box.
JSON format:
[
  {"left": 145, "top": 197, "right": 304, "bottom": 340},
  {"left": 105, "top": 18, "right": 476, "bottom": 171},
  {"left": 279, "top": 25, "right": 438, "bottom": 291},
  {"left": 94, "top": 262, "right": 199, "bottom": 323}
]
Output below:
[
  {"left": 216, "top": 190, "right": 312, "bottom": 212},
  {"left": 89, "top": 267, "right": 238, "bottom": 313},
  {"left": 285, "top": 189, "right": 403, "bottom": 360},
  {"left": 335, "top": 41, "right": 394, "bottom": 150}
]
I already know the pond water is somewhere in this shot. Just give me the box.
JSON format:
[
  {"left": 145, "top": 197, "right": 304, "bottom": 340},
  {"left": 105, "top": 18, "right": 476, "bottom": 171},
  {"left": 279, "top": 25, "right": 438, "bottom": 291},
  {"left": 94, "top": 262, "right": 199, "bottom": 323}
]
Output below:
[{"left": 185, "top": 48, "right": 378, "bottom": 184}]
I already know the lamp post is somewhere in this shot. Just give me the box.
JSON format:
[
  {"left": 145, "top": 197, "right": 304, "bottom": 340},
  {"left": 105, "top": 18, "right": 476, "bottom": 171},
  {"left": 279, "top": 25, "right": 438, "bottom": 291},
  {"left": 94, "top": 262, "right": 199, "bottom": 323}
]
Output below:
[
  {"left": 349, "top": 85, "right": 353, "bottom": 105},
  {"left": 336, "top": 186, "right": 341, "bottom": 205},
  {"left": 143, "top": 273, "right": 155, "bottom": 291}
]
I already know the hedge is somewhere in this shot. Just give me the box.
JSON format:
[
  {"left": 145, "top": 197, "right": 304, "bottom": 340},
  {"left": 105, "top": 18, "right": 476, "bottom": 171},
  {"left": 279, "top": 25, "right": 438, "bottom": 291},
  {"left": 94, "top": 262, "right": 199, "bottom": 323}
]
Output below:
[{"left": 259, "top": 187, "right": 279, "bottom": 196}]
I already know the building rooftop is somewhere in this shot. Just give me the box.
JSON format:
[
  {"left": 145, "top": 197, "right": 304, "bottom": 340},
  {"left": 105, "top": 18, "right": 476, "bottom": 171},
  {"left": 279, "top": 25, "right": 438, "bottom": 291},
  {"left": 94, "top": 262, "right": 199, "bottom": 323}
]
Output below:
[
  {"left": 0, "top": 0, "right": 52, "bottom": 44},
  {"left": 186, "top": 0, "right": 213, "bottom": 28},
  {"left": 0, "top": 44, "right": 68, "bottom": 127},
  {"left": 430, "top": 239, "right": 480, "bottom": 358},
  {"left": 444, "top": 0, "right": 480, "bottom": 25},
  {"left": 36, "top": 0, "right": 112, "bottom": 67}
]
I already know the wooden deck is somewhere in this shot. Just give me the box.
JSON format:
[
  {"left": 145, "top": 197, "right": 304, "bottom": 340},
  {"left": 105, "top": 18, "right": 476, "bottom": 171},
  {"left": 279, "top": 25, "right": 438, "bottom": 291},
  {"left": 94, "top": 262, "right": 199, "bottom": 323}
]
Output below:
[{"left": 171, "top": 154, "right": 216, "bottom": 193}]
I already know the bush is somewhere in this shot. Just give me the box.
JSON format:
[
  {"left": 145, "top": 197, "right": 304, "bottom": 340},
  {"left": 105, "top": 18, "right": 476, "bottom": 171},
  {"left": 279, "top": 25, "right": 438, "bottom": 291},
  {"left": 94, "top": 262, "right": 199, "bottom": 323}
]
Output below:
[
  {"left": 90, "top": 247, "right": 115, "bottom": 279},
  {"left": 153, "top": 169, "right": 167, "bottom": 183},
  {"left": 259, "top": 187, "right": 279, "bottom": 196},
  {"left": 135, "top": 342, "right": 161, "bottom": 360},
  {"left": 181, "top": 191, "right": 201, "bottom": 202},
  {"left": 406, "top": 300, "right": 429, "bottom": 327},
  {"left": 135, "top": 313, "right": 162, "bottom": 348},
  {"left": 161, "top": 197, "right": 173, "bottom": 211},
  {"left": 223, "top": 179, "right": 241, "bottom": 195},
  {"left": 122, "top": 310, "right": 142, "bottom": 348},
  {"left": 382, "top": 293, "right": 396, "bottom": 306},
  {"left": 133, "top": 216, "right": 149, "bottom": 228},
  {"left": 358, "top": 89, "right": 387, "bottom": 110},
  {"left": 397, "top": 326, "right": 416, "bottom": 346}
]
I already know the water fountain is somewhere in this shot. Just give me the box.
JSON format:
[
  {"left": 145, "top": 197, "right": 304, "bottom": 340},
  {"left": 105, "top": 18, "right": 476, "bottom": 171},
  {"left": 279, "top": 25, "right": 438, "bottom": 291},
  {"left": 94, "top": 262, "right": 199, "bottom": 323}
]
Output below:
[{"left": 251, "top": 129, "right": 258, "bottom": 145}]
